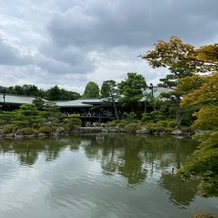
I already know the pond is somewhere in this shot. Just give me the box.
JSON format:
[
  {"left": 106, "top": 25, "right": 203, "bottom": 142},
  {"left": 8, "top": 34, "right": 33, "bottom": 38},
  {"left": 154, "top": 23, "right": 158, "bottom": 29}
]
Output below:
[{"left": 0, "top": 134, "right": 217, "bottom": 218}]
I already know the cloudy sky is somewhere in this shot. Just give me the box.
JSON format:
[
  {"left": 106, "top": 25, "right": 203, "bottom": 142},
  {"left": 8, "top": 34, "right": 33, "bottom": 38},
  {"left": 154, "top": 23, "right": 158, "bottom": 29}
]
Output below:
[{"left": 0, "top": 0, "right": 218, "bottom": 94}]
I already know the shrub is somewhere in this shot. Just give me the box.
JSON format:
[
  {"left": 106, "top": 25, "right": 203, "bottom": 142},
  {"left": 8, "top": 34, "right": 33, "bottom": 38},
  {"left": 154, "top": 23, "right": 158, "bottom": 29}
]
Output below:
[
  {"left": 117, "top": 122, "right": 126, "bottom": 129},
  {"left": 105, "top": 121, "right": 117, "bottom": 127},
  {"left": 34, "top": 129, "right": 39, "bottom": 135},
  {"left": 22, "top": 127, "right": 34, "bottom": 135},
  {"left": 63, "top": 125, "right": 70, "bottom": 131},
  {"left": 145, "top": 123, "right": 157, "bottom": 133},
  {"left": 59, "top": 127, "right": 65, "bottom": 131},
  {"left": 180, "top": 126, "right": 193, "bottom": 133},
  {"left": 1, "top": 124, "right": 14, "bottom": 134},
  {"left": 64, "top": 116, "right": 82, "bottom": 129},
  {"left": 123, "top": 112, "right": 138, "bottom": 123},
  {"left": 168, "top": 120, "right": 177, "bottom": 128},
  {"left": 32, "top": 123, "right": 39, "bottom": 129},
  {"left": 124, "top": 123, "right": 142, "bottom": 133},
  {"left": 13, "top": 125, "right": 19, "bottom": 133},
  {"left": 51, "top": 126, "right": 58, "bottom": 132},
  {"left": 141, "top": 113, "right": 152, "bottom": 123},
  {"left": 38, "top": 126, "right": 52, "bottom": 134},
  {"left": 156, "top": 120, "right": 168, "bottom": 127},
  {"left": 165, "top": 127, "right": 173, "bottom": 133},
  {"left": 93, "top": 122, "right": 101, "bottom": 127},
  {"left": 155, "top": 125, "right": 166, "bottom": 132}
]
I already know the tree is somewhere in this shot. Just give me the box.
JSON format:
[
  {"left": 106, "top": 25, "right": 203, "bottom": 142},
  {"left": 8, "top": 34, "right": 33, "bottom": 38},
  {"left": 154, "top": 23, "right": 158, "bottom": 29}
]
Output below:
[
  {"left": 82, "top": 81, "right": 100, "bottom": 98},
  {"left": 7, "top": 84, "right": 45, "bottom": 97},
  {"left": 45, "top": 85, "right": 61, "bottom": 100},
  {"left": 43, "top": 101, "right": 64, "bottom": 123},
  {"left": 32, "top": 98, "right": 45, "bottom": 110},
  {"left": 118, "top": 73, "right": 147, "bottom": 112},
  {"left": 100, "top": 80, "right": 119, "bottom": 119},
  {"left": 177, "top": 74, "right": 208, "bottom": 96},
  {"left": 158, "top": 67, "right": 192, "bottom": 124},
  {"left": 178, "top": 131, "right": 218, "bottom": 198},
  {"left": 13, "top": 104, "right": 45, "bottom": 127},
  {"left": 181, "top": 73, "right": 218, "bottom": 107},
  {"left": 64, "top": 114, "right": 82, "bottom": 130},
  {"left": 139, "top": 36, "right": 218, "bottom": 73}
]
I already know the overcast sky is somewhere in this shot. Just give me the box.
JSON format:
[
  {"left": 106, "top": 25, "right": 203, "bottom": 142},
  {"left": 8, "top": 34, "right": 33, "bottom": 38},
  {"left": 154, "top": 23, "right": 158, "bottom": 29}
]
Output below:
[{"left": 0, "top": 0, "right": 218, "bottom": 94}]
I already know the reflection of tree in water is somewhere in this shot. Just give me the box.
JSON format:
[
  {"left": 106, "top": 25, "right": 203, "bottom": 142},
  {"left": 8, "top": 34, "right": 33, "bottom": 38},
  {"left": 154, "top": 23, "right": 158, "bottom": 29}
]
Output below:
[
  {"left": 100, "top": 134, "right": 124, "bottom": 176},
  {"left": 0, "top": 137, "right": 71, "bottom": 165},
  {"left": 117, "top": 135, "right": 147, "bottom": 187},
  {"left": 142, "top": 136, "right": 200, "bottom": 206},
  {"left": 158, "top": 173, "right": 199, "bottom": 207}
]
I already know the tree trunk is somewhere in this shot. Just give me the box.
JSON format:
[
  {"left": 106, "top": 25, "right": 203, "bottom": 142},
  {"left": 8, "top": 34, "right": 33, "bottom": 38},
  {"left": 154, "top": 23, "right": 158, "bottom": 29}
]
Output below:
[
  {"left": 175, "top": 95, "right": 181, "bottom": 125},
  {"left": 111, "top": 95, "right": 119, "bottom": 119}
]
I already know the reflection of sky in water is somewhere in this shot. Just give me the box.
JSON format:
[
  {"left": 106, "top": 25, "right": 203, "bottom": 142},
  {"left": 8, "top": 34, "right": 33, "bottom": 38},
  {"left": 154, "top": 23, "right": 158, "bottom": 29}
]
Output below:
[{"left": 0, "top": 137, "right": 217, "bottom": 218}]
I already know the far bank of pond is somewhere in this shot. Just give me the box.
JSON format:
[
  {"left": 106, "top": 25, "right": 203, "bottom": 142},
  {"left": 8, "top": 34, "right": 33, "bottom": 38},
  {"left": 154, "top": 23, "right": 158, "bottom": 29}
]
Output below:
[{"left": 0, "top": 134, "right": 217, "bottom": 218}]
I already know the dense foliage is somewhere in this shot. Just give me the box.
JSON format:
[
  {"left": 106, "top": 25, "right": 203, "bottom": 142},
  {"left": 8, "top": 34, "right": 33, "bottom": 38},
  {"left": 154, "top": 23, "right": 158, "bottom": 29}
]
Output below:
[
  {"left": 118, "top": 72, "right": 147, "bottom": 111},
  {"left": 3, "top": 84, "right": 81, "bottom": 101},
  {"left": 82, "top": 81, "right": 100, "bottom": 98}
]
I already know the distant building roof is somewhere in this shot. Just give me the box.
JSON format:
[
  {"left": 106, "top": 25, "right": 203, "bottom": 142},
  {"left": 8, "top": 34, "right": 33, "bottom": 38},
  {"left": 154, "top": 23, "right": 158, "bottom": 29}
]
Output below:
[
  {"left": 0, "top": 87, "right": 173, "bottom": 108},
  {"left": 0, "top": 93, "right": 35, "bottom": 105}
]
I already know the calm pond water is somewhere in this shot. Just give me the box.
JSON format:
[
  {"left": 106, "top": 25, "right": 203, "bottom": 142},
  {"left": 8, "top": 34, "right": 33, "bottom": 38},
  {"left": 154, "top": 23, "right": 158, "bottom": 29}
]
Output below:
[{"left": 0, "top": 134, "right": 217, "bottom": 218}]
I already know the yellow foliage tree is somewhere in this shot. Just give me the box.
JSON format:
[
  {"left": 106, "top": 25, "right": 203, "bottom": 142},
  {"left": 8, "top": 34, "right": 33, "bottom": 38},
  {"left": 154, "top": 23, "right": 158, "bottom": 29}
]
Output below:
[
  {"left": 139, "top": 36, "right": 218, "bottom": 73},
  {"left": 181, "top": 73, "right": 218, "bottom": 106},
  {"left": 176, "top": 75, "right": 208, "bottom": 96}
]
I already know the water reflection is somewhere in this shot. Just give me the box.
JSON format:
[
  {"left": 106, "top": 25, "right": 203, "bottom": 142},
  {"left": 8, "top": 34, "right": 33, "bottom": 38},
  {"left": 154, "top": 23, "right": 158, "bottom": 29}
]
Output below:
[{"left": 1, "top": 134, "right": 216, "bottom": 218}]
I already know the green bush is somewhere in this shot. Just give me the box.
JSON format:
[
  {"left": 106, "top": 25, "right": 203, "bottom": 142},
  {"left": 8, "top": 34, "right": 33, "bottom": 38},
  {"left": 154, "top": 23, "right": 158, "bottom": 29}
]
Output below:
[
  {"left": 32, "top": 123, "right": 39, "bottom": 129},
  {"left": 34, "top": 129, "right": 39, "bottom": 135},
  {"left": 22, "top": 127, "right": 34, "bottom": 135},
  {"left": 165, "top": 127, "right": 173, "bottom": 133},
  {"left": 124, "top": 123, "right": 142, "bottom": 133},
  {"left": 141, "top": 113, "right": 152, "bottom": 123},
  {"left": 117, "top": 122, "right": 126, "bottom": 129},
  {"left": 123, "top": 112, "right": 138, "bottom": 123},
  {"left": 145, "top": 123, "right": 157, "bottom": 133},
  {"left": 192, "top": 132, "right": 211, "bottom": 142},
  {"left": 51, "top": 126, "right": 58, "bottom": 132},
  {"left": 156, "top": 120, "right": 168, "bottom": 127},
  {"left": 180, "top": 126, "right": 193, "bottom": 133},
  {"left": 13, "top": 125, "right": 19, "bottom": 133},
  {"left": 59, "top": 127, "right": 65, "bottom": 131},
  {"left": 105, "top": 121, "right": 117, "bottom": 127},
  {"left": 39, "top": 126, "right": 52, "bottom": 134},
  {"left": 155, "top": 125, "right": 166, "bottom": 132},
  {"left": 168, "top": 120, "right": 177, "bottom": 128},
  {"left": 1, "top": 124, "right": 14, "bottom": 134},
  {"left": 63, "top": 125, "right": 70, "bottom": 131}
]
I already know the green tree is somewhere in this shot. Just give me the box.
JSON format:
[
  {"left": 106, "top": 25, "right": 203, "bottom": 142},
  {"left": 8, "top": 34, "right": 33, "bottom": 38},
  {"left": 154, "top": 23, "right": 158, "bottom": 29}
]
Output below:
[
  {"left": 178, "top": 131, "right": 218, "bottom": 198},
  {"left": 64, "top": 114, "right": 82, "bottom": 130},
  {"left": 45, "top": 85, "right": 61, "bottom": 100},
  {"left": 82, "top": 81, "right": 100, "bottom": 98},
  {"left": 100, "top": 80, "right": 119, "bottom": 119},
  {"left": 158, "top": 67, "right": 193, "bottom": 124},
  {"left": 13, "top": 104, "right": 45, "bottom": 127},
  {"left": 32, "top": 98, "right": 45, "bottom": 110},
  {"left": 43, "top": 101, "right": 64, "bottom": 123},
  {"left": 118, "top": 72, "right": 147, "bottom": 111},
  {"left": 7, "top": 84, "right": 45, "bottom": 97}
]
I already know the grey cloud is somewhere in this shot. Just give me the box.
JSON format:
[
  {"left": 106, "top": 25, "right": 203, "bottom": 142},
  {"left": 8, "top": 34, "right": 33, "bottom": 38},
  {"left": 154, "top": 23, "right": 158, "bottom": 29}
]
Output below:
[
  {"left": 47, "top": 0, "right": 218, "bottom": 51},
  {"left": 0, "top": 38, "right": 33, "bottom": 66},
  {"left": 36, "top": 41, "right": 96, "bottom": 75},
  {"left": 34, "top": 53, "right": 88, "bottom": 75}
]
